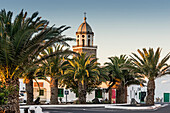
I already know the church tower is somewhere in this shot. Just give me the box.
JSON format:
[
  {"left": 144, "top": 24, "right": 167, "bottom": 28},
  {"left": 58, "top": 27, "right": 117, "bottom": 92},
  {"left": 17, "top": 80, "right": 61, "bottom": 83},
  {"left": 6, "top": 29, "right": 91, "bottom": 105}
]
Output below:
[{"left": 72, "top": 13, "right": 97, "bottom": 58}]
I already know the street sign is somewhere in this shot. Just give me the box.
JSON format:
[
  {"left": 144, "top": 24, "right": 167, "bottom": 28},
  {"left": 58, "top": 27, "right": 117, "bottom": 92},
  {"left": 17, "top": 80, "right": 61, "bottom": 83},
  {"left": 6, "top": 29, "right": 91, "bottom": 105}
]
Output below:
[
  {"left": 65, "top": 90, "right": 69, "bottom": 95},
  {"left": 102, "top": 89, "right": 106, "bottom": 93},
  {"left": 65, "top": 90, "right": 69, "bottom": 104}
]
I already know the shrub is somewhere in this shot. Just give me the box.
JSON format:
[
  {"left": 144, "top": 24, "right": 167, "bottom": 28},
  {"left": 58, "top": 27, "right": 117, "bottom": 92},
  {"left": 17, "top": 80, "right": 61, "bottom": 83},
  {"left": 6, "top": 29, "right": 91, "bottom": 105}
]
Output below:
[{"left": 0, "top": 82, "right": 9, "bottom": 105}]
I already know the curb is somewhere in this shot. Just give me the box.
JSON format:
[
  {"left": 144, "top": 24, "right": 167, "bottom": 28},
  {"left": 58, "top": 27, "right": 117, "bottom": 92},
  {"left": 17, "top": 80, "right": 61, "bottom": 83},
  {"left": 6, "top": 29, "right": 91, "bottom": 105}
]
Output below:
[
  {"left": 20, "top": 104, "right": 109, "bottom": 109},
  {"left": 105, "top": 104, "right": 162, "bottom": 110}
]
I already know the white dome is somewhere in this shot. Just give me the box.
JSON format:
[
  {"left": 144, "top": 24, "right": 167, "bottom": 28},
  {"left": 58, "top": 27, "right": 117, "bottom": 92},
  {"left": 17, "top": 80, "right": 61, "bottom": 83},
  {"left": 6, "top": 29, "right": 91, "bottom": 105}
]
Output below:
[{"left": 77, "top": 17, "right": 93, "bottom": 33}]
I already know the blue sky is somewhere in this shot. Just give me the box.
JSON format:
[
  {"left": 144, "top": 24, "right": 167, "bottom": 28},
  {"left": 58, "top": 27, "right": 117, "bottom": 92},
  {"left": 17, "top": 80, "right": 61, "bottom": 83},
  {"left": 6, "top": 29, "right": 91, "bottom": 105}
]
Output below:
[{"left": 1, "top": 0, "right": 170, "bottom": 64}]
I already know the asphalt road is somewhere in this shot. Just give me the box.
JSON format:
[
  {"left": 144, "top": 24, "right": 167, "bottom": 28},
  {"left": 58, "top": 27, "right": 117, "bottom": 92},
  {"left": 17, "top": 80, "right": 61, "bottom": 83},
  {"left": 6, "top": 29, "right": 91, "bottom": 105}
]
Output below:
[{"left": 42, "top": 104, "right": 170, "bottom": 113}]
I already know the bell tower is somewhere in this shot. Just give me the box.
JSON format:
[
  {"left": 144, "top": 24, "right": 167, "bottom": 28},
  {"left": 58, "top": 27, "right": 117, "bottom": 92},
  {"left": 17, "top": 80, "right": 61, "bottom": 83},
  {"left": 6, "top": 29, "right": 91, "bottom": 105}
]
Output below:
[{"left": 72, "top": 13, "right": 97, "bottom": 58}]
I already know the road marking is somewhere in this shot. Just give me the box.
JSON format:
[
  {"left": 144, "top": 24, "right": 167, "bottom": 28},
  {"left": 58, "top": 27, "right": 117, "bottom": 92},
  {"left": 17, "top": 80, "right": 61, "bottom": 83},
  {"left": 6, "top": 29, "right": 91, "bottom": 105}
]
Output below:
[
  {"left": 162, "top": 104, "right": 168, "bottom": 108},
  {"left": 43, "top": 111, "right": 73, "bottom": 113},
  {"left": 85, "top": 108, "right": 125, "bottom": 112}
]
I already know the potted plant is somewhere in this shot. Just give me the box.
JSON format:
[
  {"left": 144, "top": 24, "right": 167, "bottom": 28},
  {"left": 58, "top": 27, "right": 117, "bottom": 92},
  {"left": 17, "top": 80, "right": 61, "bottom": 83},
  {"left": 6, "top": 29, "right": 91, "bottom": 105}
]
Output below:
[{"left": 0, "top": 81, "right": 9, "bottom": 113}]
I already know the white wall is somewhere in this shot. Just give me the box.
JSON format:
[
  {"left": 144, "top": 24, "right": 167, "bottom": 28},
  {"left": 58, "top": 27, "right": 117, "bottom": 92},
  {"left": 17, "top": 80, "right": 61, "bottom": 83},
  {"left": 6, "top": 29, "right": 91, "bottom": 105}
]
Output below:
[
  {"left": 33, "top": 77, "right": 51, "bottom": 102},
  {"left": 19, "top": 78, "right": 109, "bottom": 103},
  {"left": 20, "top": 74, "right": 170, "bottom": 103},
  {"left": 127, "top": 74, "right": 170, "bottom": 103},
  {"left": 19, "top": 79, "right": 25, "bottom": 91},
  {"left": 59, "top": 89, "right": 77, "bottom": 103},
  {"left": 87, "top": 91, "right": 95, "bottom": 102},
  {"left": 127, "top": 85, "right": 147, "bottom": 103},
  {"left": 155, "top": 74, "right": 170, "bottom": 100}
]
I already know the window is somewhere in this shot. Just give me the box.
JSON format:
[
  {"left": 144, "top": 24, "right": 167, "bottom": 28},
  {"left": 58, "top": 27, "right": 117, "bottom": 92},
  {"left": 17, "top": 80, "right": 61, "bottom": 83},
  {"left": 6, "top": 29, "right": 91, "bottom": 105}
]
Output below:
[
  {"left": 82, "top": 39, "right": 85, "bottom": 46},
  {"left": 77, "top": 39, "right": 79, "bottom": 46},
  {"left": 95, "top": 89, "right": 102, "bottom": 98},
  {"left": 20, "top": 93, "right": 24, "bottom": 96},
  {"left": 88, "top": 39, "right": 90, "bottom": 46},
  {"left": 139, "top": 92, "right": 146, "bottom": 102},
  {"left": 82, "top": 35, "right": 85, "bottom": 38},
  {"left": 34, "top": 82, "right": 43, "bottom": 87},
  {"left": 77, "top": 35, "right": 79, "bottom": 38},
  {"left": 58, "top": 88, "right": 64, "bottom": 97},
  {"left": 76, "top": 93, "right": 78, "bottom": 98},
  {"left": 39, "top": 89, "right": 44, "bottom": 96},
  {"left": 88, "top": 35, "right": 90, "bottom": 38}
]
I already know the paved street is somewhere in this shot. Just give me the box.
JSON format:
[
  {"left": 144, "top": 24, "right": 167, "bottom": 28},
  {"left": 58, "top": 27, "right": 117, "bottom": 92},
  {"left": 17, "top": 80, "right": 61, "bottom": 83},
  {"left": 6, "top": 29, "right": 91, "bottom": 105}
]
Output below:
[{"left": 42, "top": 104, "right": 170, "bottom": 113}]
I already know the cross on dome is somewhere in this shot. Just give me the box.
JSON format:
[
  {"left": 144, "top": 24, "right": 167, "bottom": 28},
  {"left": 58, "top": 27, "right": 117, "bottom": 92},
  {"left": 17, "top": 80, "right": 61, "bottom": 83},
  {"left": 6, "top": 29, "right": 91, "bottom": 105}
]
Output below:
[
  {"left": 84, "top": 12, "right": 86, "bottom": 17},
  {"left": 84, "top": 12, "right": 87, "bottom": 22}
]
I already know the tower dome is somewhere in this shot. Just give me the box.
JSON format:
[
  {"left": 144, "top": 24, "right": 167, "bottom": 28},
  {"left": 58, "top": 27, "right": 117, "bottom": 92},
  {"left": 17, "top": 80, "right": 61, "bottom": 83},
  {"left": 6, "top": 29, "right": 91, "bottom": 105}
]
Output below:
[
  {"left": 75, "top": 13, "right": 95, "bottom": 47},
  {"left": 76, "top": 13, "right": 93, "bottom": 34},
  {"left": 77, "top": 18, "right": 93, "bottom": 33}
]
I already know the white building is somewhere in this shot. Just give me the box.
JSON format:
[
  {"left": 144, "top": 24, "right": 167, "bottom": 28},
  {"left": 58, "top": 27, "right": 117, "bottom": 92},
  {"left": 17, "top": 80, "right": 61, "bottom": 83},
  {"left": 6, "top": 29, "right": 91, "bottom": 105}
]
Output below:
[
  {"left": 127, "top": 74, "right": 170, "bottom": 103},
  {"left": 19, "top": 78, "right": 109, "bottom": 103}
]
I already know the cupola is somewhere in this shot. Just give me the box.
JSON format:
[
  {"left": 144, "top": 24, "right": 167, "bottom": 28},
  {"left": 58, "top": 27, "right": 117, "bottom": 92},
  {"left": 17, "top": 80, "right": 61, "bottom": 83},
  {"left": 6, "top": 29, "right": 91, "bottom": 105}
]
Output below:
[{"left": 76, "top": 12, "right": 94, "bottom": 47}]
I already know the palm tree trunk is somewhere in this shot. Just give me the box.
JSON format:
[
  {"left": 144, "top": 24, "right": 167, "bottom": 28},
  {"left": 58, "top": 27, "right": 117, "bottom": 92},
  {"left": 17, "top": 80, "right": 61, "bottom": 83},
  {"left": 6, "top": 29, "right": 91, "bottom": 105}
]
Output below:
[
  {"left": 124, "top": 85, "right": 127, "bottom": 103},
  {"left": 78, "top": 81, "right": 86, "bottom": 104},
  {"left": 50, "top": 78, "right": 58, "bottom": 104},
  {"left": 26, "top": 78, "right": 34, "bottom": 105},
  {"left": 108, "top": 88, "right": 112, "bottom": 103},
  {"left": 6, "top": 78, "right": 20, "bottom": 113},
  {"left": 116, "top": 83, "right": 125, "bottom": 103},
  {"left": 146, "top": 79, "right": 155, "bottom": 105}
]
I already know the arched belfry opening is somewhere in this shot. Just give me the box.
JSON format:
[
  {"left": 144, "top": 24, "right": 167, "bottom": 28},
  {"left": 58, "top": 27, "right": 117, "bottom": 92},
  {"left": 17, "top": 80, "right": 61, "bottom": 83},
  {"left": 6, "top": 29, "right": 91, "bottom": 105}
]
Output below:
[
  {"left": 82, "top": 39, "right": 85, "bottom": 47},
  {"left": 77, "top": 39, "right": 79, "bottom": 46},
  {"left": 88, "top": 39, "right": 90, "bottom": 46}
]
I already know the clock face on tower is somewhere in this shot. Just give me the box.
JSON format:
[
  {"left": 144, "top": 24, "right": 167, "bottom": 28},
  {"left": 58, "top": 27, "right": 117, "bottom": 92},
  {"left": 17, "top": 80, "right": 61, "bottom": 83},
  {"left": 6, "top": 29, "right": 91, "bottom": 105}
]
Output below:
[{"left": 72, "top": 13, "right": 97, "bottom": 58}]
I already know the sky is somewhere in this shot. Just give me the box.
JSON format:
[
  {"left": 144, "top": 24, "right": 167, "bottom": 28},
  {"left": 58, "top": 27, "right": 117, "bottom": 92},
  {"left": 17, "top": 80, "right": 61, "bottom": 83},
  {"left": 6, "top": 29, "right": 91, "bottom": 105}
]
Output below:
[{"left": 0, "top": 0, "right": 170, "bottom": 65}]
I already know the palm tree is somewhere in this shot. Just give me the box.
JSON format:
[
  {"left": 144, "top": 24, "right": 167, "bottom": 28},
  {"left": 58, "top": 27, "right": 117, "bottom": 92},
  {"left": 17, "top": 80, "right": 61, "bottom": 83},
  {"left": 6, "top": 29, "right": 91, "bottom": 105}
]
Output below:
[
  {"left": 22, "top": 65, "right": 40, "bottom": 105},
  {"left": 63, "top": 53, "right": 100, "bottom": 104},
  {"left": 105, "top": 55, "right": 145, "bottom": 103},
  {"left": 60, "top": 66, "right": 107, "bottom": 99},
  {"left": 0, "top": 9, "right": 73, "bottom": 112},
  {"left": 38, "top": 44, "right": 72, "bottom": 104},
  {"left": 129, "top": 48, "right": 170, "bottom": 105}
]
